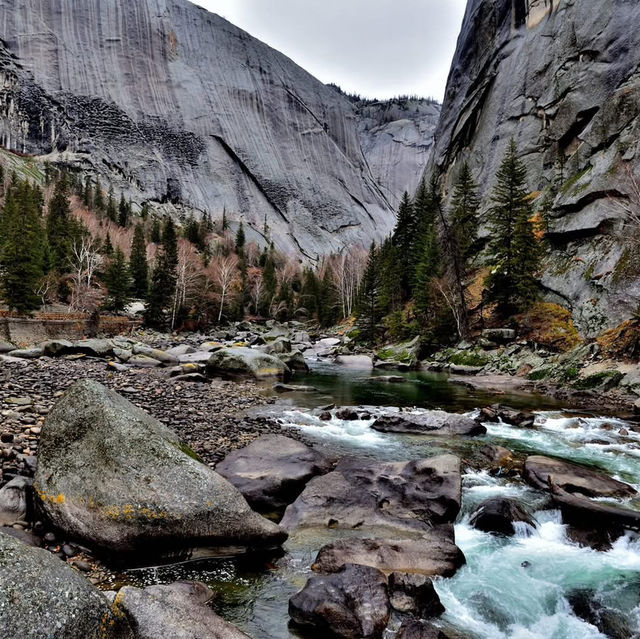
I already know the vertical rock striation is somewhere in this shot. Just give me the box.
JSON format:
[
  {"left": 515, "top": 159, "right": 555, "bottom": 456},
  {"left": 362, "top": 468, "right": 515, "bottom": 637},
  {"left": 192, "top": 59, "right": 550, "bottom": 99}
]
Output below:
[
  {"left": 0, "top": 0, "right": 436, "bottom": 258},
  {"left": 431, "top": 0, "right": 640, "bottom": 334}
]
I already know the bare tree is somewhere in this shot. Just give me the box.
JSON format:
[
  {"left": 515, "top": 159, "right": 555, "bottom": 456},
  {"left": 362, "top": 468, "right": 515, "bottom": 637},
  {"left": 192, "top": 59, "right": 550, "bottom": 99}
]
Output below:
[
  {"left": 249, "top": 270, "right": 264, "bottom": 315},
  {"left": 330, "top": 248, "right": 367, "bottom": 319},
  {"left": 68, "top": 236, "right": 103, "bottom": 312},
  {"left": 171, "top": 242, "right": 202, "bottom": 329},
  {"left": 211, "top": 254, "right": 239, "bottom": 322}
]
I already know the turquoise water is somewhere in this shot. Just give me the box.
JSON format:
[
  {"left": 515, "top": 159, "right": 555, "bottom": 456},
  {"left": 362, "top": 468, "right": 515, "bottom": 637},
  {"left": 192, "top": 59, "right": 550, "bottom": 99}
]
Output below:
[{"left": 122, "top": 363, "right": 640, "bottom": 639}]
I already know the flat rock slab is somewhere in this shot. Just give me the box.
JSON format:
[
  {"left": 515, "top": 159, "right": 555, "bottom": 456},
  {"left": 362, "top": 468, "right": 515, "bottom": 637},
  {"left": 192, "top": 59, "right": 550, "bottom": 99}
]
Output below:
[
  {"left": 289, "top": 563, "right": 390, "bottom": 639},
  {"left": 523, "top": 455, "right": 636, "bottom": 498},
  {"left": 216, "top": 435, "right": 332, "bottom": 512},
  {"left": 115, "top": 581, "right": 249, "bottom": 639},
  {"left": 312, "top": 525, "right": 465, "bottom": 577},
  {"left": 0, "top": 531, "right": 133, "bottom": 639},
  {"left": 281, "top": 455, "right": 461, "bottom": 536},
  {"left": 34, "top": 380, "right": 285, "bottom": 554},
  {"left": 371, "top": 411, "right": 486, "bottom": 437}
]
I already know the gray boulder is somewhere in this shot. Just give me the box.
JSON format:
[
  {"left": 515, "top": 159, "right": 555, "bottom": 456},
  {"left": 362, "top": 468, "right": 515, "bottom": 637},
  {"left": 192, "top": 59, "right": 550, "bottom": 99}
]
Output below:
[
  {"left": 72, "top": 338, "right": 116, "bottom": 357},
  {"left": 289, "top": 563, "right": 390, "bottom": 639},
  {"left": 371, "top": 411, "right": 486, "bottom": 436},
  {"left": 206, "top": 347, "right": 290, "bottom": 380},
  {"left": 281, "top": 455, "right": 461, "bottom": 536},
  {"left": 469, "top": 498, "right": 536, "bottom": 536},
  {"left": 389, "top": 572, "right": 445, "bottom": 618},
  {"left": 34, "top": 380, "right": 286, "bottom": 554},
  {"left": 114, "top": 581, "right": 249, "bottom": 639},
  {"left": 312, "top": 526, "right": 465, "bottom": 577},
  {"left": 42, "top": 339, "right": 74, "bottom": 356},
  {"left": 132, "top": 344, "right": 179, "bottom": 364},
  {"left": 0, "top": 341, "right": 15, "bottom": 353},
  {"left": 277, "top": 349, "right": 310, "bottom": 372},
  {"left": 262, "top": 337, "right": 291, "bottom": 354},
  {"left": 0, "top": 477, "right": 31, "bottom": 526},
  {"left": 523, "top": 456, "right": 636, "bottom": 498},
  {"left": 216, "top": 435, "right": 331, "bottom": 513},
  {"left": 0, "top": 531, "right": 133, "bottom": 639},
  {"left": 127, "top": 354, "right": 163, "bottom": 368},
  {"left": 8, "top": 347, "right": 43, "bottom": 359}
]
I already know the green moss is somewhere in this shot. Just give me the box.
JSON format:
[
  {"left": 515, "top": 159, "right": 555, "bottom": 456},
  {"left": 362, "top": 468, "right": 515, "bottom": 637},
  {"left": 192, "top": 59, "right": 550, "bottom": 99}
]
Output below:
[
  {"left": 584, "top": 263, "right": 595, "bottom": 281},
  {"left": 174, "top": 441, "right": 203, "bottom": 463},
  {"left": 573, "top": 371, "right": 624, "bottom": 390},
  {"left": 449, "top": 351, "right": 489, "bottom": 367},
  {"left": 527, "top": 368, "right": 552, "bottom": 381},
  {"left": 562, "top": 366, "right": 581, "bottom": 382},
  {"left": 561, "top": 166, "right": 592, "bottom": 195}
]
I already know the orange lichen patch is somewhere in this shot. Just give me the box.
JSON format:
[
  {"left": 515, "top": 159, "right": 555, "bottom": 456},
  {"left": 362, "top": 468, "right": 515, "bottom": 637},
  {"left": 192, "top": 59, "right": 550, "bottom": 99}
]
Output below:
[
  {"left": 530, "top": 212, "right": 546, "bottom": 240},
  {"left": 517, "top": 302, "right": 582, "bottom": 353},
  {"left": 598, "top": 319, "right": 640, "bottom": 361},
  {"left": 34, "top": 486, "right": 67, "bottom": 505}
]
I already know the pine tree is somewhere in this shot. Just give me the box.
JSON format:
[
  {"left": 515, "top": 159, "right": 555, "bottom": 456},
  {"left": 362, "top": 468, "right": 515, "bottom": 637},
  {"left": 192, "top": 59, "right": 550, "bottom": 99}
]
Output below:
[
  {"left": 105, "top": 248, "right": 132, "bottom": 312},
  {"left": 106, "top": 187, "right": 117, "bottom": 223},
  {"left": 262, "top": 255, "right": 277, "bottom": 314},
  {"left": 150, "top": 217, "right": 162, "bottom": 244},
  {"left": 83, "top": 176, "right": 93, "bottom": 208},
  {"left": 140, "top": 202, "right": 150, "bottom": 220},
  {"left": 93, "top": 179, "right": 105, "bottom": 213},
  {"left": 46, "top": 178, "right": 73, "bottom": 273},
  {"left": 357, "top": 242, "right": 382, "bottom": 342},
  {"left": 130, "top": 224, "right": 149, "bottom": 298},
  {"left": 0, "top": 180, "right": 45, "bottom": 313},
  {"left": 235, "top": 222, "right": 246, "bottom": 254},
  {"left": 414, "top": 225, "right": 440, "bottom": 318},
  {"left": 221, "top": 208, "right": 229, "bottom": 231},
  {"left": 102, "top": 233, "right": 114, "bottom": 257},
  {"left": 392, "top": 192, "right": 419, "bottom": 300},
  {"left": 118, "top": 192, "right": 130, "bottom": 227},
  {"left": 162, "top": 217, "right": 178, "bottom": 272},
  {"left": 378, "top": 237, "right": 403, "bottom": 315},
  {"left": 485, "top": 139, "right": 541, "bottom": 315},
  {"left": 145, "top": 250, "right": 175, "bottom": 328}
]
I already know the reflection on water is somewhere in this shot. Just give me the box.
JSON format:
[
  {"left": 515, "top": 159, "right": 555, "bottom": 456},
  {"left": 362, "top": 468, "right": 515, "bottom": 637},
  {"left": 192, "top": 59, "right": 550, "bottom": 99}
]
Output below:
[{"left": 118, "top": 362, "right": 640, "bottom": 639}]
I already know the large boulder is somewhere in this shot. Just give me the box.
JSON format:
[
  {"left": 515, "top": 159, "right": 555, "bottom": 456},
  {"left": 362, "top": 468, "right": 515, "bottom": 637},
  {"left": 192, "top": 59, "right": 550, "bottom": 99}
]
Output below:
[
  {"left": 206, "top": 347, "right": 290, "bottom": 380},
  {"left": 0, "top": 531, "right": 133, "bottom": 639},
  {"left": 0, "top": 341, "right": 16, "bottom": 354},
  {"left": 0, "top": 477, "right": 31, "bottom": 526},
  {"left": 281, "top": 455, "right": 461, "bottom": 536},
  {"left": 469, "top": 498, "right": 536, "bottom": 536},
  {"left": 216, "top": 435, "right": 332, "bottom": 513},
  {"left": 371, "top": 411, "right": 486, "bottom": 436},
  {"left": 34, "top": 380, "right": 286, "bottom": 554},
  {"left": 334, "top": 354, "right": 374, "bottom": 369},
  {"left": 289, "top": 563, "right": 390, "bottom": 639},
  {"left": 277, "top": 349, "right": 310, "bottom": 372},
  {"left": 132, "top": 344, "right": 179, "bottom": 364},
  {"left": 523, "top": 456, "right": 636, "bottom": 498},
  {"left": 396, "top": 620, "right": 450, "bottom": 639},
  {"left": 313, "top": 526, "right": 465, "bottom": 577},
  {"left": 72, "top": 338, "right": 116, "bottom": 358},
  {"left": 388, "top": 572, "right": 445, "bottom": 618},
  {"left": 114, "top": 581, "right": 250, "bottom": 639}
]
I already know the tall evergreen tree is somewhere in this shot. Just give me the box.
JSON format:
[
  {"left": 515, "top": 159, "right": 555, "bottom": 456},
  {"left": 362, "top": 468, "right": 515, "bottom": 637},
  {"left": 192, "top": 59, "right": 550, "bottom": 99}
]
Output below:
[
  {"left": 235, "top": 222, "right": 246, "bottom": 254},
  {"left": 106, "top": 186, "right": 117, "bottom": 223},
  {"left": 221, "top": 208, "right": 229, "bottom": 231},
  {"left": 46, "top": 178, "right": 73, "bottom": 273},
  {"left": 130, "top": 224, "right": 149, "bottom": 298},
  {"left": 93, "top": 179, "right": 105, "bottom": 213},
  {"left": 118, "top": 192, "right": 130, "bottom": 227},
  {"left": 145, "top": 249, "right": 175, "bottom": 328},
  {"left": 357, "top": 242, "right": 382, "bottom": 342},
  {"left": 102, "top": 233, "right": 114, "bottom": 257},
  {"left": 150, "top": 217, "right": 162, "bottom": 244},
  {"left": 105, "top": 248, "right": 132, "bottom": 312},
  {"left": 0, "top": 180, "right": 45, "bottom": 313},
  {"left": 485, "top": 139, "right": 541, "bottom": 315},
  {"left": 391, "top": 192, "right": 419, "bottom": 300},
  {"left": 378, "top": 237, "right": 403, "bottom": 315},
  {"left": 83, "top": 176, "right": 93, "bottom": 208},
  {"left": 162, "top": 217, "right": 178, "bottom": 272}
]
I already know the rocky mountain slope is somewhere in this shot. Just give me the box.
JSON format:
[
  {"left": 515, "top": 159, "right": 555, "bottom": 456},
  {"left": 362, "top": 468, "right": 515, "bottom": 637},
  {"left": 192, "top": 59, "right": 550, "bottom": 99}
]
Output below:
[
  {"left": 431, "top": 0, "right": 640, "bottom": 336},
  {"left": 0, "top": 0, "right": 437, "bottom": 259}
]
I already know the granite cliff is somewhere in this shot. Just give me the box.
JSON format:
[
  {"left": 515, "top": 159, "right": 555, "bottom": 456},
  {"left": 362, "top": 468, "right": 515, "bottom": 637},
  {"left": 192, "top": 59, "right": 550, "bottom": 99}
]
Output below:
[
  {"left": 0, "top": 0, "right": 438, "bottom": 259},
  {"left": 431, "top": 0, "right": 640, "bottom": 335}
]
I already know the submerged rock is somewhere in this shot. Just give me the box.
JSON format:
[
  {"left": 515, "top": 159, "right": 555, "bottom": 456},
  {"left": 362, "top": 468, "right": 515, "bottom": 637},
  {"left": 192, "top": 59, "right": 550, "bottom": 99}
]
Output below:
[
  {"left": 34, "top": 380, "right": 286, "bottom": 554},
  {"left": 0, "top": 531, "right": 133, "bottom": 639},
  {"left": 523, "top": 455, "right": 636, "bottom": 498},
  {"left": 114, "top": 581, "right": 250, "bottom": 639},
  {"left": 568, "top": 590, "right": 633, "bottom": 639},
  {"left": 216, "top": 435, "right": 332, "bottom": 512},
  {"left": 469, "top": 498, "right": 536, "bottom": 536},
  {"left": 371, "top": 411, "right": 486, "bottom": 436},
  {"left": 312, "top": 526, "right": 465, "bottom": 577},
  {"left": 206, "top": 347, "right": 290, "bottom": 380},
  {"left": 289, "top": 563, "right": 390, "bottom": 639},
  {"left": 281, "top": 455, "right": 461, "bottom": 536}
]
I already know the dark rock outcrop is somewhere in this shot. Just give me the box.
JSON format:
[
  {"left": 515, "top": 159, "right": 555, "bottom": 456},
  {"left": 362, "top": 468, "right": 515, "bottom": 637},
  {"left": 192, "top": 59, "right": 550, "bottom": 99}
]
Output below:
[
  {"left": 523, "top": 455, "right": 636, "bottom": 498},
  {"left": 396, "top": 620, "right": 450, "bottom": 639},
  {"left": 312, "top": 526, "right": 465, "bottom": 577},
  {"left": 215, "top": 434, "right": 332, "bottom": 513},
  {"left": 289, "top": 563, "right": 390, "bottom": 639},
  {"left": 372, "top": 411, "right": 487, "bottom": 436},
  {"left": 280, "top": 455, "right": 462, "bottom": 536},
  {"left": 388, "top": 572, "right": 445, "bottom": 618},
  {"left": 34, "top": 380, "right": 285, "bottom": 554},
  {"left": 469, "top": 497, "right": 536, "bottom": 536},
  {"left": 0, "top": 531, "right": 133, "bottom": 639},
  {"left": 430, "top": 0, "right": 640, "bottom": 335}
]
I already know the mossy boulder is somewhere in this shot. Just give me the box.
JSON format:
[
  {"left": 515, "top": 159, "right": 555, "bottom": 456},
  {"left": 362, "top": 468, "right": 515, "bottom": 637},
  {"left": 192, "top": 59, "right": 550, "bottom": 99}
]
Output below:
[
  {"left": 34, "top": 380, "right": 286, "bottom": 555},
  {"left": 206, "top": 347, "right": 290, "bottom": 380}
]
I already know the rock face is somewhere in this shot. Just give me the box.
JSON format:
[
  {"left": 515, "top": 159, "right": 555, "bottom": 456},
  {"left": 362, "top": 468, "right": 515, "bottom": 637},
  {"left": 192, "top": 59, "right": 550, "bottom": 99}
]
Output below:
[
  {"left": 215, "top": 434, "right": 332, "bottom": 513},
  {"left": 523, "top": 455, "right": 636, "bottom": 498},
  {"left": 430, "top": 0, "right": 640, "bottom": 335},
  {"left": 280, "top": 455, "right": 461, "bottom": 536},
  {"left": 371, "top": 411, "right": 487, "bottom": 436},
  {"left": 34, "top": 380, "right": 285, "bottom": 553},
  {"left": 289, "top": 563, "right": 390, "bottom": 639},
  {"left": 0, "top": 0, "right": 438, "bottom": 258},
  {"left": 114, "top": 581, "right": 250, "bottom": 639},
  {"left": 0, "top": 531, "right": 133, "bottom": 639},
  {"left": 312, "top": 526, "right": 465, "bottom": 578},
  {"left": 206, "top": 347, "right": 290, "bottom": 380}
]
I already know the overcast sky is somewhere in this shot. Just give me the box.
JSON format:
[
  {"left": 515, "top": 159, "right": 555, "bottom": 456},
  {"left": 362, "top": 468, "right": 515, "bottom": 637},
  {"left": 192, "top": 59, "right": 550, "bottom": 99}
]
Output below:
[{"left": 193, "top": 0, "right": 468, "bottom": 101}]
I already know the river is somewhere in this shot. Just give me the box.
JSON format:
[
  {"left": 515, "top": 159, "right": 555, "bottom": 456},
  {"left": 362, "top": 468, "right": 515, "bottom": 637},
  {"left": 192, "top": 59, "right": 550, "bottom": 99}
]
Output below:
[{"left": 118, "top": 362, "right": 640, "bottom": 639}]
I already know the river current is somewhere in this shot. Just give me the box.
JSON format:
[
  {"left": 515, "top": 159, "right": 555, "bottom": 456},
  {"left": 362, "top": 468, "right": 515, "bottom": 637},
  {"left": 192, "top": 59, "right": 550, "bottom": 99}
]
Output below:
[{"left": 120, "top": 363, "right": 640, "bottom": 639}]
